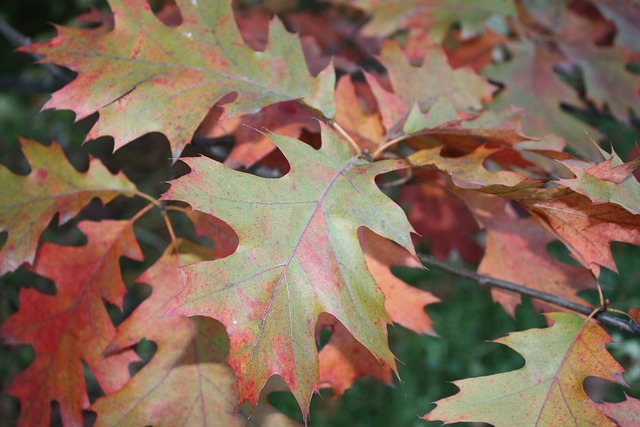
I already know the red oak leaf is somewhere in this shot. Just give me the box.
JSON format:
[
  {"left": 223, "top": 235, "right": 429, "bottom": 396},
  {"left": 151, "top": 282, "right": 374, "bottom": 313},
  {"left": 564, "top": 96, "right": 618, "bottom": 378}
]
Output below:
[
  {"left": 93, "top": 244, "right": 300, "bottom": 426},
  {"left": 162, "top": 125, "right": 416, "bottom": 419},
  {"left": 1, "top": 220, "right": 142, "bottom": 427},
  {"left": 23, "top": 0, "right": 335, "bottom": 158}
]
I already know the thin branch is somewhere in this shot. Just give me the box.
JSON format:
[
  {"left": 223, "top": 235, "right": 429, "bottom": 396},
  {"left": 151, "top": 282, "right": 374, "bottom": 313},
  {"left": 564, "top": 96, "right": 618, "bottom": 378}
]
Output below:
[{"left": 419, "top": 253, "right": 640, "bottom": 337}]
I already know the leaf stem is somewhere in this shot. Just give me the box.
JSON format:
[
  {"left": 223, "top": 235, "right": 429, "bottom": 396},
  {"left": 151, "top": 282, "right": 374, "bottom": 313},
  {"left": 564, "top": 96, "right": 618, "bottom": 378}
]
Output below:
[
  {"left": 332, "top": 122, "right": 361, "bottom": 156},
  {"left": 418, "top": 253, "right": 640, "bottom": 337},
  {"left": 164, "top": 205, "right": 192, "bottom": 214},
  {"left": 130, "top": 202, "right": 156, "bottom": 223},
  {"left": 134, "top": 190, "right": 161, "bottom": 207},
  {"left": 162, "top": 213, "right": 180, "bottom": 255},
  {"left": 371, "top": 134, "right": 407, "bottom": 160},
  {"left": 133, "top": 191, "right": 179, "bottom": 254}
]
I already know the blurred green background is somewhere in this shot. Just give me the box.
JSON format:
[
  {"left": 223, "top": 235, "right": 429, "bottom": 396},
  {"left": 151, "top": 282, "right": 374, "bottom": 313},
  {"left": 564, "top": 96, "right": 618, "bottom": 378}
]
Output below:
[{"left": 1, "top": 1, "right": 639, "bottom": 426}]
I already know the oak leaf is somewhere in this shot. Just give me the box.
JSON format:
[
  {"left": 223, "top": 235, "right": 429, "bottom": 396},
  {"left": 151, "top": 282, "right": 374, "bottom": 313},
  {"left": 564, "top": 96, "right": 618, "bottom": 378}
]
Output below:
[
  {"left": 92, "top": 245, "right": 299, "bottom": 426},
  {"left": 484, "top": 40, "right": 601, "bottom": 160},
  {"left": 563, "top": 43, "right": 640, "bottom": 122},
  {"left": 461, "top": 191, "right": 595, "bottom": 315},
  {"left": 512, "top": 188, "right": 640, "bottom": 273},
  {"left": 593, "top": 0, "right": 640, "bottom": 51},
  {"left": 162, "top": 125, "right": 416, "bottom": 417},
  {"left": 557, "top": 150, "right": 640, "bottom": 214},
  {"left": 24, "top": 0, "right": 335, "bottom": 158},
  {"left": 317, "top": 314, "right": 393, "bottom": 398},
  {"left": 366, "top": 42, "right": 493, "bottom": 137},
  {"left": 598, "top": 394, "right": 640, "bottom": 426},
  {"left": 317, "top": 229, "right": 437, "bottom": 397},
  {"left": 408, "top": 145, "right": 529, "bottom": 192},
  {"left": 195, "top": 101, "right": 319, "bottom": 169},
  {"left": 0, "top": 138, "right": 137, "bottom": 274},
  {"left": 350, "top": 0, "right": 515, "bottom": 43},
  {"left": 400, "top": 175, "right": 482, "bottom": 264},
  {"left": 1, "top": 220, "right": 142, "bottom": 427},
  {"left": 425, "top": 313, "right": 627, "bottom": 426}
]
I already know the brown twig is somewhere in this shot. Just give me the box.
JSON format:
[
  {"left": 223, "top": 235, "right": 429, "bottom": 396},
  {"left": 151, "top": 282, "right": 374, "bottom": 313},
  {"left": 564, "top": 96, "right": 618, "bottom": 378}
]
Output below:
[{"left": 419, "top": 253, "right": 640, "bottom": 337}]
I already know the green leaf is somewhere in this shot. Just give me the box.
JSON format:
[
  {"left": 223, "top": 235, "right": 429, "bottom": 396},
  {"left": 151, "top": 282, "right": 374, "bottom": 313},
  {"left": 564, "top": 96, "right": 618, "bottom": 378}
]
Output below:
[
  {"left": 0, "top": 139, "right": 137, "bottom": 274},
  {"left": 24, "top": 0, "right": 335, "bottom": 158},
  {"left": 162, "top": 125, "right": 416, "bottom": 419},
  {"left": 425, "top": 313, "right": 627, "bottom": 426},
  {"left": 351, "top": 0, "right": 515, "bottom": 42}
]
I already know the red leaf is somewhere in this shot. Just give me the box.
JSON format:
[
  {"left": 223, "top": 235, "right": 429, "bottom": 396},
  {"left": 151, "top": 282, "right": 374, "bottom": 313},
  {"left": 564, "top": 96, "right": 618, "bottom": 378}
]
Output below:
[
  {"left": 195, "top": 101, "right": 319, "bottom": 169},
  {"left": 400, "top": 175, "right": 482, "bottom": 264},
  {"left": 1, "top": 220, "right": 142, "bottom": 427},
  {"left": 461, "top": 191, "right": 595, "bottom": 315},
  {"left": 317, "top": 314, "right": 393, "bottom": 398},
  {"left": 598, "top": 394, "right": 640, "bottom": 426},
  {"left": 317, "top": 230, "right": 437, "bottom": 397}
]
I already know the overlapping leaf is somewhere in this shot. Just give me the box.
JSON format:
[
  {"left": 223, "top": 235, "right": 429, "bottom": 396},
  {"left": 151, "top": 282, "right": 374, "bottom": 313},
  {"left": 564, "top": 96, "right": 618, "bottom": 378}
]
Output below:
[
  {"left": 366, "top": 42, "right": 493, "bottom": 137},
  {"left": 195, "top": 101, "right": 319, "bottom": 169},
  {"left": 400, "top": 175, "right": 482, "bottom": 264},
  {"left": 360, "top": 229, "right": 437, "bottom": 334},
  {"left": 425, "top": 313, "right": 627, "bottom": 425},
  {"left": 348, "top": 0, "right": 515, "bottom": 43},
  {"left": 93, "top": 244, "right": 298, "bottom": 426},
  {"left": 25, "top": 0, "right": 335, "bottom": 158},
  {"left": 1, "top": 220, "right": 142, "bottom": 427},
  {"left": 598, "top": 394, "right": 640, "bottom": 427},
  {"left": 317, "top": 314, "right": 393, "bottom": 397},
  {"left": 557, "top": 149, "right": 640, "bottom": 214},
  {"left": 162, "top": 125, "right": 416, "bottom": 417},
  {"left": 317, "top": 229, "right": 437, "bottom": 396},
  {"left": 461, "top": 191, "right": 595, "bottom": 315},
  {"left": 0, "top": 139, "right": 137, "bottom": 274},
  {"left": 511, "top": 187, "right": 640, "bottom": 273},
  {"left": 484, "top": 40, "right": 601, "bottom": 160},
  {"left": 563, "top": 43, "right": 640, "bottom": 122}
]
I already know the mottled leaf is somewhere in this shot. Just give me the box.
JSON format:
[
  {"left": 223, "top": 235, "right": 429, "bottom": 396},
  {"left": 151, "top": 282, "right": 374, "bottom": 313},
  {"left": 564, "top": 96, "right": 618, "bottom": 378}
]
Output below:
[
  {"left": 425, "top": 313, "right": 627, "bottom": 426},
  {"left": 512, "top": 188, "right": 640, "bottom": 273},
  {"left": 0, "top": 139, "right": 136, "bottom": 274},
  {"left": 563, "top": 43, "right": 640, "bottom": 122},
  {"left": 598, "top": 394, "right": 640, "bottom": 427},
  {"left": 162, "top": 125, "right": 416, "bottom": 418},
  {"left": 24, "top": 0, "right": 335, "bottom": 158},
  {"left": 409, "top": 145, "right": 529, "bottom": 192},
  {"left": 317, "top": 229, "right": 437, "bottom": 396},
  {"left": 93, "top": 245, "right": 298, "bottom": 426},
  {"left": 366, "top": 42, "right": 493, "bottom": 137},
  {"left": 594, "top": 0, "right": 640, "bottom": 50},
  {"left": 350, "top": 0, "right": 515, "bottom": 43},
  {"left": 196, "top": 101, "right": 318, "bottom": 169}
]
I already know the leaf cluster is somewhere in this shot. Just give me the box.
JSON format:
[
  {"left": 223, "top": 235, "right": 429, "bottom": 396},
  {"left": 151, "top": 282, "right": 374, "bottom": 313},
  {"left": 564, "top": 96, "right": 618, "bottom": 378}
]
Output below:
[{"left": 1, "top": 0, "right": 640, "bottom": 425}]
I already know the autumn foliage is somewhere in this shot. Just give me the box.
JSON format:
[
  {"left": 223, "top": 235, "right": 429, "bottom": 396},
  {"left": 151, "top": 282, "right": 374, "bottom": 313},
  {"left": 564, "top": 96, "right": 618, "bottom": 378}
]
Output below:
[{"left": 1, "top": 0, "right": 640, "bottom": 425}]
